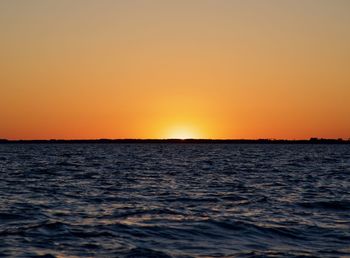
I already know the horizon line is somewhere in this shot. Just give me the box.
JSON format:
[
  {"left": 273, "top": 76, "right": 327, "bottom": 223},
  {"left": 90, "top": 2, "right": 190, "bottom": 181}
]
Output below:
[{"left": 0, "top": 138, "right": 349, "bottom": 144}]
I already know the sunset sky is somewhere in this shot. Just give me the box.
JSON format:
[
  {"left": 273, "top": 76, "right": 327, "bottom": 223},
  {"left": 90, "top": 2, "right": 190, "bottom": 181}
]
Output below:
[{"left": 1, "top": 0, "right": 349, "bottom": 140}]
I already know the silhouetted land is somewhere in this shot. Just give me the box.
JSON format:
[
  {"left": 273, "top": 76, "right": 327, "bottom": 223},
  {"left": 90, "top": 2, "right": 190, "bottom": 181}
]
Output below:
[{"left": 0, "top": 138, "right": 349, "bottom": 144}]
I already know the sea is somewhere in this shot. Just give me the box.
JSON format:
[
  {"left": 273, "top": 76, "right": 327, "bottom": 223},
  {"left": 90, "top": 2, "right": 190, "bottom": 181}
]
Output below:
[{"left": 0, "top": 143, "right": 349, "bottom": 257}]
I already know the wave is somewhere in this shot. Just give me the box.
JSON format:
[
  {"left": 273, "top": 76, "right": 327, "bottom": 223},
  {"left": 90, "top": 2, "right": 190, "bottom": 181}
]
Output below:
[{"left": 1, "top": 144, "right": 349, "bottom": 257}]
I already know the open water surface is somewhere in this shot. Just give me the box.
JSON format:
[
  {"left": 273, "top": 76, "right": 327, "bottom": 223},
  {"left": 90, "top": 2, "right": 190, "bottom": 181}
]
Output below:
[{"left": 0, "top": 144, "right": 350, "bottom": 257}]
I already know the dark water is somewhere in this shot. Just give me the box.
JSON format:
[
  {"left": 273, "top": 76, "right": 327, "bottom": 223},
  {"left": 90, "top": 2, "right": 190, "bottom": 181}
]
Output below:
[{"left": 0, "top": 144, "right": 350, "bottom": 257}]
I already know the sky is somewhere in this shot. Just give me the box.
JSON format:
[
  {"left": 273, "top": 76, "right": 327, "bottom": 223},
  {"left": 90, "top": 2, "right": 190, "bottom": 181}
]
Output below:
[{"left": 1, "top": 0, "right": 349, "bottom": 140}]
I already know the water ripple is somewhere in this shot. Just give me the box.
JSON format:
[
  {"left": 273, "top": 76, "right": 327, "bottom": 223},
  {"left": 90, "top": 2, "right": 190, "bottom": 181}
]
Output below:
[{"left": 0, "top": 144, "right": 350, "bottom": 257}]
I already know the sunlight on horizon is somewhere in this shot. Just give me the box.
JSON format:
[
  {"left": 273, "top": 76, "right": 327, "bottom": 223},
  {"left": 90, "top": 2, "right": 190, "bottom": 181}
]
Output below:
[{"left": 163, "top": 126, "right": 202, "bottom": 139}]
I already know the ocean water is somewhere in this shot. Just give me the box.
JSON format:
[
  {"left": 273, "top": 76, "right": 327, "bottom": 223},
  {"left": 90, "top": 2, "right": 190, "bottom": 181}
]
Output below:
[{"left": 0, "top": 144, "right": 350, "bottom": 258}]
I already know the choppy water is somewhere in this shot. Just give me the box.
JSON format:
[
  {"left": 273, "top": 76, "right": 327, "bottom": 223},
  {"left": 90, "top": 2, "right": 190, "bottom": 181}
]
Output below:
[{"left": 0, "top": 144, "right": 350, "bottom": 257}]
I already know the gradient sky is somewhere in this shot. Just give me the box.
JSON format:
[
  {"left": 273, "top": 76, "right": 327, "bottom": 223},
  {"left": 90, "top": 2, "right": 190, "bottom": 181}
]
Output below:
[{"left": 1, "top": 0, "right": 349, "bottom": 139}]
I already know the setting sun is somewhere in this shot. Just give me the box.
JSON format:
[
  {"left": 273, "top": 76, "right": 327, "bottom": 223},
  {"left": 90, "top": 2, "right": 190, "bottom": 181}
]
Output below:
[{"left": 164, "top": 126, "right": 201, "bottom": 139}]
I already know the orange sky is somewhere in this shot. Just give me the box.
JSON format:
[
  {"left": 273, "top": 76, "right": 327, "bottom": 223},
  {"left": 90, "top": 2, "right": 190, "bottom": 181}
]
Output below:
[{"left": 1, "top": 0, "right": 350, "bottom": 140}]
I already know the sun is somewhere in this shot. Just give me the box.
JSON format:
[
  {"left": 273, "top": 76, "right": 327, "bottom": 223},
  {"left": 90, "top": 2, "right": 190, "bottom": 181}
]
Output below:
[{"left": 165, "top": 126, "right": 200, "bottom": 139}]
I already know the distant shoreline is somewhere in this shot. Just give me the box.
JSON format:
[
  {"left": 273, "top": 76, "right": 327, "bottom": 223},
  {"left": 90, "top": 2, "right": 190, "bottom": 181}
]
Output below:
[{"left": 0, "top": 138, "right": 349, "bottom": 144}]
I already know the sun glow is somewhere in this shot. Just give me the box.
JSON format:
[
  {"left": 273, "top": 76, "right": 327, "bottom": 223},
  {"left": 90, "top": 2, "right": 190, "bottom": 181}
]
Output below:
[{"left": 164, "top": 126, "right": 201, "bottom": 139}]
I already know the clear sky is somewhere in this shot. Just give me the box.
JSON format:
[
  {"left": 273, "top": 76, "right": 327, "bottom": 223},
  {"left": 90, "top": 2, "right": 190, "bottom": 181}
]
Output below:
[{"left": 1, "top": 0, "right": 349, "bottom": 139}]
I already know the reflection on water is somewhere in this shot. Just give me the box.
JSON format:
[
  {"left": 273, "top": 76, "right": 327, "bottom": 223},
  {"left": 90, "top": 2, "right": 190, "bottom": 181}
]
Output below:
[{"left": 0, "top": 143, "right": 350, "bottom": 257}]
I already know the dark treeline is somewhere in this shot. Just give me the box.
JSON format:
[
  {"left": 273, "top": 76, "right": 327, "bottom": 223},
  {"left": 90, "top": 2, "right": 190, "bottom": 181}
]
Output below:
[{"left": 0, "top": 138, "right": 349, "bottom": 144}]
